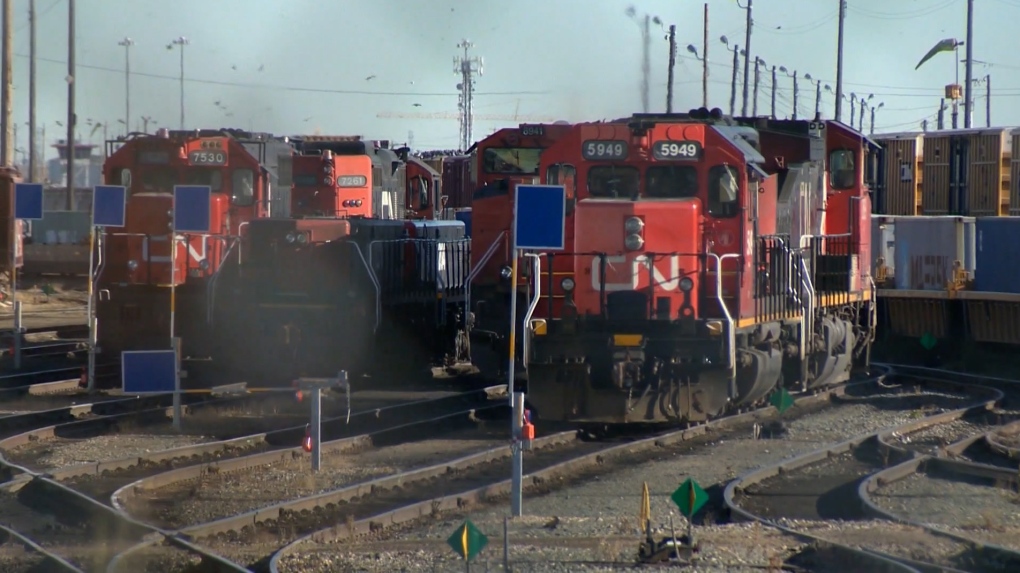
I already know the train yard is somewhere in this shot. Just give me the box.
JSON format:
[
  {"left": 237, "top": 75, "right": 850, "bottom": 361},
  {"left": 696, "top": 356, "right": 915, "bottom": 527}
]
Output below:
[{"left": 3, "top": 359, "right": 1020, "bottom": 571}]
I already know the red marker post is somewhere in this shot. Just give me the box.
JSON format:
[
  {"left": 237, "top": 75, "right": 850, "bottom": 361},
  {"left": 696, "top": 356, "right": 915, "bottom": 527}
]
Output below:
[{"left": 294, "top": 371, "right": 350, "bottom": 472}]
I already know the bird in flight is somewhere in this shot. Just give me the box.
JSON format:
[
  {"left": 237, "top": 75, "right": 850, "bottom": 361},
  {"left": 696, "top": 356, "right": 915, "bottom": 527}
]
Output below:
[{"left": 365, "top": 75, "right": 377, "bottom": 81}]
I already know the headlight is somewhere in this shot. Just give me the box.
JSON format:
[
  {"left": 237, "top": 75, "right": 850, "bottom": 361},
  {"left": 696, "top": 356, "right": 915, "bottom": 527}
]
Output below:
[
  {"left": 624, "top": 216, "right": 644, "bottom": 234},
  {"left": 500, "top": 266, "right": 513, "bottom": 280},
  {"left": 296, "top": 233, "right": 308, "bottom": 244},
  {"left": 680, "top": 277, "right": 694, "bottom": 292},
  {"left": 560, "top": 277, "right": 575, "bottom": 292},
  {"left": 127, "top": 260, "right": 138, "bottom": 271},
  {"left": 285, "top": 232, "right": 297, "bottom": 243},
  {"left": 624, "top": 233, "right": 644, "bottom": 251},
  {"left": 199, "top": 259, "right": 210, "bottom": 271},
  {"left": 323, "top": 176, "right": 333, "bottom": 186}
]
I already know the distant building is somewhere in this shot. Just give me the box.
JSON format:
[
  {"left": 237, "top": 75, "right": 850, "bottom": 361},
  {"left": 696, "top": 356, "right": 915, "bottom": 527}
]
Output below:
[{"left": 47, "top": 140, "right": 103, "bottom": 189}]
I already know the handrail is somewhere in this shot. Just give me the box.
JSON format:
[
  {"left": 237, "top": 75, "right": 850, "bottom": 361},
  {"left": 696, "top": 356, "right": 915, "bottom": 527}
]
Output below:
[
  {"left": 705, "top": 251, "right": 740, "bottom": 399},
  {"left": 466, "top": 230, "right": 506, "bottom": 284},
  {"left": 351, "top": 241, "right": 381, "bottom": 332},
  {"left": 798, "top": 255, "right": 817, "bottom": 391},
  {"left": 521, "top": 253, "right": 541, "bottom": 368}
]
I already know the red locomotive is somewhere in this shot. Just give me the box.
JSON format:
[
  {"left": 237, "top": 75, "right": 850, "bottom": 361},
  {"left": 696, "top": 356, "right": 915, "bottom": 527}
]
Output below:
[
  {"left": 466, "top": 123, "right": 574, "bottom": 372},
  {"left": 212, "top": 137, "right": 472, "bottom": 384},
  {"left": 96, "top": 128, "right": 291, "bottom": 360},
  {"left": 524, "top": 109, "right": 876, "bottom": 425}
]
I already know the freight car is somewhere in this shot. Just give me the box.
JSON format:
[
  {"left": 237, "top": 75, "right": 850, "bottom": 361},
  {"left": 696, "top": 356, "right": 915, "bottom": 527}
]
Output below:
[
  {"left": 96, "top": 128, "right": 292, "bottom": 362},
  {"left": 211, "top": 138, "right": 472, "bottom": 384},
  {"left": 871, "top": 127, "right": 1013, "bottom": 216},
  {"left": 522, "top": 109, "right": 876, "bottom": 426}
]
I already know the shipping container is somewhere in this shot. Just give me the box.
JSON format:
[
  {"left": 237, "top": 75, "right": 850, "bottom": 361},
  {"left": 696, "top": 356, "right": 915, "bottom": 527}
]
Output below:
[
  {"left": 1011, "top": 128, "right": 1020, "bottom": 215},
  {"left": 871, "top": 215, "right": 899, "bottom": 284},
  {"left": 892, "top": 216, "right": 975, "bottom": 291},
  {"left": 873, "top": 133, "right": 923, "bottom": 215},
  {"left": 975, "top": 216, "right": 1020, "bottom": 294},
  {"left": 441, "top": 155, "right": 472, "bottom": 209},
  {"left": 922, "top": 128, "right": 1011, "bottom": 216}
]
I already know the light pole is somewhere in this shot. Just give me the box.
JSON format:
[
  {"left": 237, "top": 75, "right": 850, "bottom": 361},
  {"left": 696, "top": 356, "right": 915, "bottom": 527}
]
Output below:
[
  {"left": 720, "top": 36, "right": 743, "bottom": 116},
  {"left": 625, "top": 7, "right": 660, "bottom": 114},
  {"left": 118, "top": 38, "right": 133, "bottom": 137},
  {"left": 169, "top": 37, "right": 188, "bottom": 129},
  {"left": 752, "top": 57, "right": 765, "bottom": 116},
  {"left": 803, "top": 73, "right": 823, "bottom": 119},
  {"left": 778, "top": 66, "right": 798, "bottom": 120},
  {"left": 858, "top": 93, "right": 874, "bottom": 132},
  {"left": 686, "top": 44, "right": 709, "bottom": 108},
  {"left": 141, "top": 116, "right": 156, "bottom": 134},
  {"left": 869, "top": 102, "right": 884, "bottom": 134}
]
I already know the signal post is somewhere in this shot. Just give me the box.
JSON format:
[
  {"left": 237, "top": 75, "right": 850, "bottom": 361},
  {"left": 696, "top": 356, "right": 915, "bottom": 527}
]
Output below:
[
  {"left": 295, "top": 372, "right": 350, "bottom": 472},
  {"left": 508, "top": 184, "right": 566, "bottom": 517}
]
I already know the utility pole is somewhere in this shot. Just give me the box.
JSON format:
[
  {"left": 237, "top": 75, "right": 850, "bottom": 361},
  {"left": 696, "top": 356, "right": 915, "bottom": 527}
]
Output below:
[
  {"left": 835, "top": 0, "right": 846, "bottom": 122},
  {"left": 938, "top": 98, "right": 945, "bottom": 130},
  {"left": 792, "top": 71, "right": 799, "bottom": 120},
  {"left": 985, "top": 74, "right": 991, "bottom": 127},
  {"left": 752, "top": 57, "right": 762, "bottom": 116},
  {"left": 729, "top": 43, "right": 739, "bottom": 116},
  {"left": 118, "top": 38, "right": 133, "bottom": 137},
  {"left": 815, "top": 79, "right": 822, "bottom": 118},
  {"left": 849, "top": 94, "right": 856, "bottom": 129},
  {"left": 666, "top": 24, "right": 676, "bottom": 113},
  {"left": 770, "top": 65, "right": 777, "bottom": 119},
  {"left": 740, "top": 0, "right": 753, "bottom": 117},
  {"left": 1, "top": 0, "right": 13, "bottom": 167},
  {"left": 454, "top": 39, "right": 483, "bottom": 152},
  {"left": 66, "top": 0, "right": 75, "bottom": 210},
  {"left": 702, "top": 4, "right": 709, "bottom": 109},
  {"left": 28, "top": 0, "right": 36, "bottom": 182},
  {"left": 642, "top": 14, "right": 651, "bottom": 113},
  {"left": 964, "top": 0, "right": 974, "bottom": 128},
  {"left": 170, "top": 36, "right": 188, "bottom": 129}
]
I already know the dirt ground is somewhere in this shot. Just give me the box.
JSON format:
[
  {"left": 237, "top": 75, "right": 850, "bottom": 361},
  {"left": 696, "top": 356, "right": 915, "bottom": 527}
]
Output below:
[{"left": 0, "top": 273, "right": 88, "bottom": 313}]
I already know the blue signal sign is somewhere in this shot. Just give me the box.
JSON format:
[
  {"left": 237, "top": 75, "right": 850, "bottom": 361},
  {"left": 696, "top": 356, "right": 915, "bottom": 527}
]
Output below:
[
  {"left": 172, "top": 185, "right": 211, "bottom": 233},
  {"left": 122, "top": 350, "right": 177, "bottom": 394},
  {"left": 92, "top": 185, "right": 127, "bottom": 227},
  {"left": 513, "top": 184, "right": 566, "bottom": 251},
  {"left": 14, "top": 183, "right": 43, "bottom": 220}
]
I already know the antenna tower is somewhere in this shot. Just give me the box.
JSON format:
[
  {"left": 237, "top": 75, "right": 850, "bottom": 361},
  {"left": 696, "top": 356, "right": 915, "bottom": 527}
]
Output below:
[{"left": 453, "top": 39, "right": 483, "bottom": 151}]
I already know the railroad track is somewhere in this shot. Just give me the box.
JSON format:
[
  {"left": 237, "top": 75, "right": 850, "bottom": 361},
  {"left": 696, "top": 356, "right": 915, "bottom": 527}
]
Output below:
[
  {"left": 0, "top": 384, "right": 506, "bottom": 572},
  {"left": 2, "top": 364, "right": 1014, "bottom": 572},
  {"left": 724, "top": 366, "right": 1020, "bottom": 573},
  {"left": 266, "top": 370, "right": 988, "bottom": 573},
  {"left": 0, "top": 362, "right": 115, "bottom": 392}
]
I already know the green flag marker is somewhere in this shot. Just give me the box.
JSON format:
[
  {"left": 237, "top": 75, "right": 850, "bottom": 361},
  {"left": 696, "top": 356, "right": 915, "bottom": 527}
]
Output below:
[
  {"left": 920, "top": 332, "right": 937, "bottom": 351},
  {"left": 446, "top": 520, "right": 488, "bottom": 561},
  {"left": 770, "top": 388, "right": 794, "bottom": 414},
  {"left": 671, "top": 477, "right": 708, "bottom": 518}
]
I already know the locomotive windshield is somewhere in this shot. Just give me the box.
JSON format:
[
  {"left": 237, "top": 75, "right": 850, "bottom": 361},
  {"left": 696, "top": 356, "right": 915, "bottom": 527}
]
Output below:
[
  {"left": 829, "top": 148, "right": 856, "bottom": 190},
  {"left": 587, "top": 166, "right": 639, "bottom": 199},
  {"left": 646, "top": 165, "right": 698, "bottom": 199},
  {"left": 482, "top": 147, "right": 542, "bottom": 175}
]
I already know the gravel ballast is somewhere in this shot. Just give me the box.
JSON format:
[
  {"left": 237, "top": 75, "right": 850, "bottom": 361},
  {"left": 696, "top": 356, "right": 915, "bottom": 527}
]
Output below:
[
  {"left": 276, "top": 387, "right": 973, "bottom": 572},
  {"left": 131, "top": 430, "right": 510, "bottom": 529},
  {"left": 873, "top": 472, "right": 1020, "bottom": 551},
  {"left": 3, "top": 434, "right": 215, "bottom": 472}
]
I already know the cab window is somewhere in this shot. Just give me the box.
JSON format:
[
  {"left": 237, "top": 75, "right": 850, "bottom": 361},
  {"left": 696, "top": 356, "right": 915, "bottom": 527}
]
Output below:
[
  {"left": 546, "top": 163, "right": 577, "bottom": 214},
  {"left": 118, "top": 168, "right": 132, "bottom": 189},
  {"left": 646, "top": 165, "right": 698, "bottom": 199},
  {"left": 707, "top": 164, "right": 740, "bottom": 218},
  {"left": 139, "top": 167, "right": 174, "bottom": 192},
  {"left": 587, "top": 166, "right": 639, "bottom": 199},
  {"left": 830, "top": 148, "right": 856, "bottom": 190},
  {"left": 186, "top": 169, "right": 223, "bottom": 191},
  {"left": 231, "top": 169, "right": 255, "bottom": 206},
  {"left": 482, "top": 148, "right": 542, "bottom": 175},
  {"left": 408, "top": 176, "right": 430, "bottom": 209}
]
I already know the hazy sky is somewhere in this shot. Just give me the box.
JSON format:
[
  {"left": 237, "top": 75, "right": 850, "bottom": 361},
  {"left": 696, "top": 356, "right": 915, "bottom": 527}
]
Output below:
[{"left": 8, "top": 0, "right": 1019, "bottom": 152}]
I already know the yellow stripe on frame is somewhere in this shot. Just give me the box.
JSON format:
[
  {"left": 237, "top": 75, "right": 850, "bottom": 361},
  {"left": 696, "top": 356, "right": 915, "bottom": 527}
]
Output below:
[{"left": 612, "top": 334, "right": 643, "bottom": 347}]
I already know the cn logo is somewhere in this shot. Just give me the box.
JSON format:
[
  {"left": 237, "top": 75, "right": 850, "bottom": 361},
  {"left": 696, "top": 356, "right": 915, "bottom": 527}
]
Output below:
[{"left": 590, "top": 255, "right": 681, "bottom": 292}]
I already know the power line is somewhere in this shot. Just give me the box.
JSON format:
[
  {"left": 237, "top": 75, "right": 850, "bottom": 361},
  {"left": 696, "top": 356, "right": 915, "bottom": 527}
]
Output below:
[{"left": 11, "top": 51, "right": 547, "bottom": 98}]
